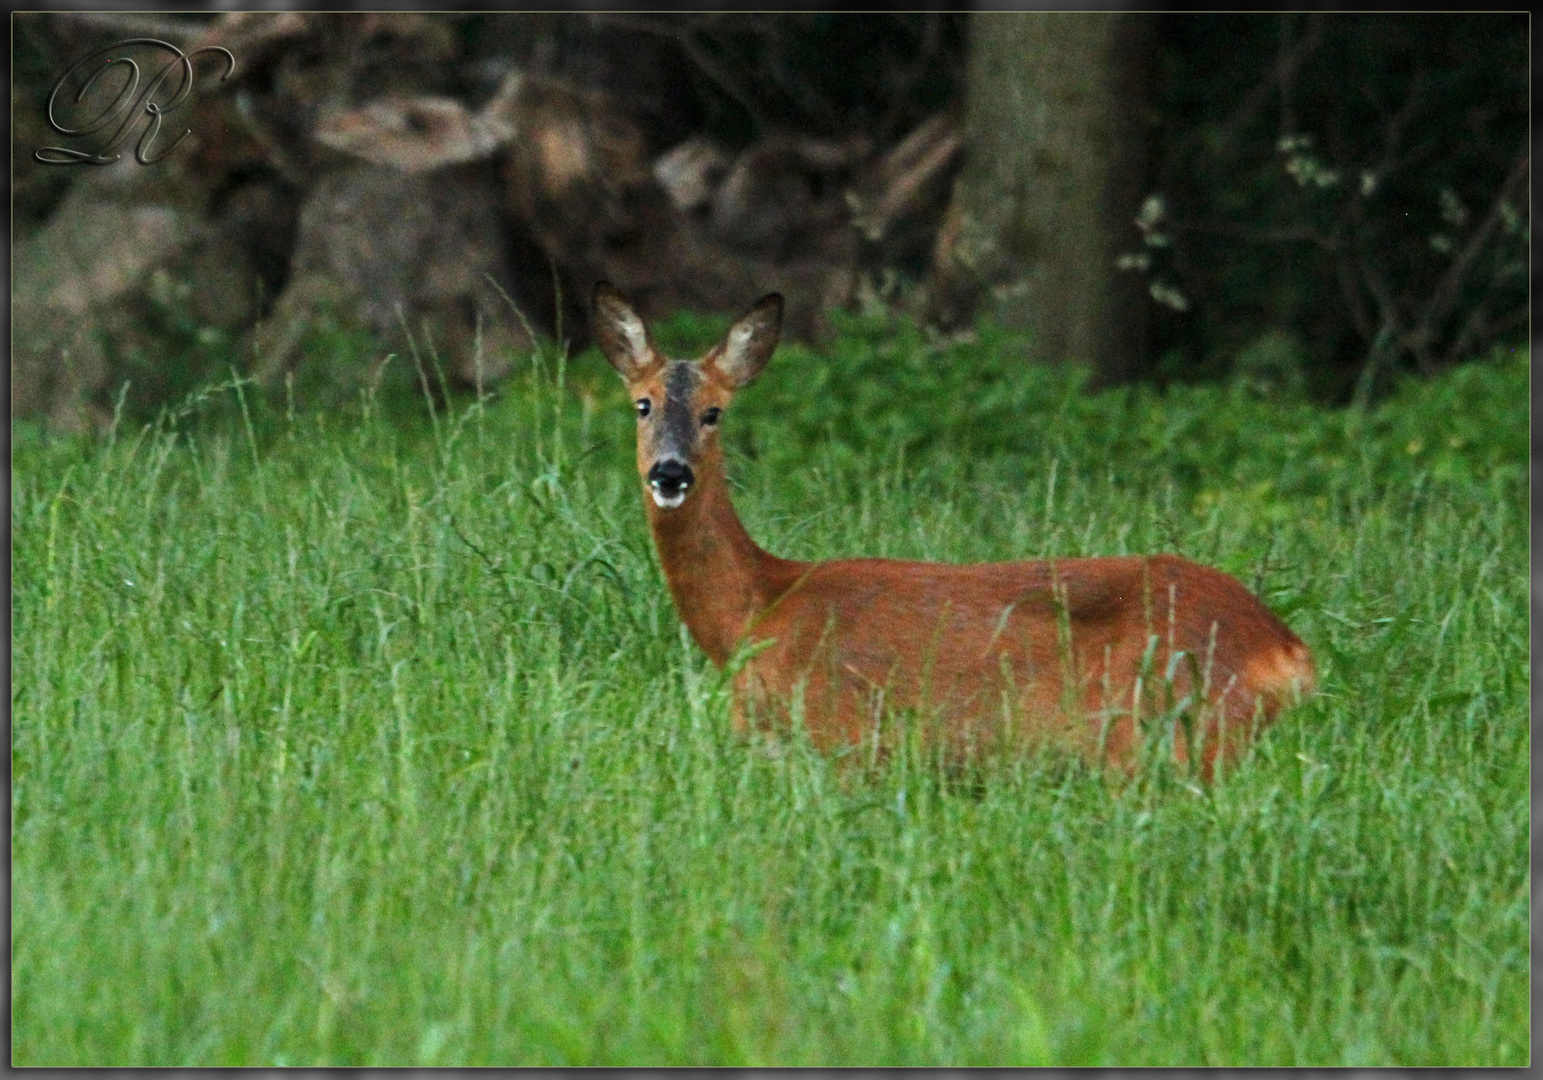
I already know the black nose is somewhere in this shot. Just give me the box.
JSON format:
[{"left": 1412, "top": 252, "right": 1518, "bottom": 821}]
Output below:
[{"left": 648, "top": 459, "right": 694, "bottom": 494}]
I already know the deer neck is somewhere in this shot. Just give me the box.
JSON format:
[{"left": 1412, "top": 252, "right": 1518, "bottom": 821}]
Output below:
[{"left": 645, "top": 455, "right": 799, "bottom": 667}]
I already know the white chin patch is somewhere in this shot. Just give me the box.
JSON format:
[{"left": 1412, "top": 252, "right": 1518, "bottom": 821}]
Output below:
[{"left": 651, "top": 488, "right": 686, "bottom": 509}]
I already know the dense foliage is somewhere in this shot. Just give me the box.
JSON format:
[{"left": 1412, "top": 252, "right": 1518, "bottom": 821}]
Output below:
[{"left": 1146, "top": 13, "right": 1528, "bottom": 399}]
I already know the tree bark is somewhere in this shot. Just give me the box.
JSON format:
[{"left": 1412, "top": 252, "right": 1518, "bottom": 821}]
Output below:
[{"left": 931, "top": 12, "right": 1155, "bottom": 384}]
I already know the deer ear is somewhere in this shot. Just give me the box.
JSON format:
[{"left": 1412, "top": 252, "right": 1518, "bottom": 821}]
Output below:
[
  {"left": 592, "top": 282, "right": 658, "bottom": 382},
  {"left": 710, "top": 293, "right": 783, "bottom": 389}
]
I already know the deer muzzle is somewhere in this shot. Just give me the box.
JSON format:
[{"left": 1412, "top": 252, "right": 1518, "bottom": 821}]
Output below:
[{"left": 647, "top": 458, "right": 694, "bottom": 508}]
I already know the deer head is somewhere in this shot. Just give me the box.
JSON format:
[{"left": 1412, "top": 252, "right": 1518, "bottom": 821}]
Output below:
[{"left": 592, "top": 282, "right": 783, "bottom": 510}]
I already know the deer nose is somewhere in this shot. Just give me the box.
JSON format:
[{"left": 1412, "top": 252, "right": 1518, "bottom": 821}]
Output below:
[{"left": 648, "top": 459, "right": 694, "bottom": 496}]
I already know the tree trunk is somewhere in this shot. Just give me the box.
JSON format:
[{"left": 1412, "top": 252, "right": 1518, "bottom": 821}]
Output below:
[{"left": 930, "top": 12, "right": 1155, "bottom": 384}]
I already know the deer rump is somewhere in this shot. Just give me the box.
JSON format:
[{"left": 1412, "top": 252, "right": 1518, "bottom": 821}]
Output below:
[{"left": 731, "top": 552, "right": 1314, "bottom": 776}]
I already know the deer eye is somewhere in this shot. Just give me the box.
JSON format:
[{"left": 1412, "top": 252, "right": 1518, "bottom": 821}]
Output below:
[
  {"left": 635, "top": 398, "right": 651, "bottom": 418},
  {"left": 701, "top": 407, "right": 721, "bottom": 427}
]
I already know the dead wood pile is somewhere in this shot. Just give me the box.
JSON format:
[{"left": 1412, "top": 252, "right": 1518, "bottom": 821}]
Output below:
[{"left": 13, "top": 12, "right": 960, "bottom": 429}]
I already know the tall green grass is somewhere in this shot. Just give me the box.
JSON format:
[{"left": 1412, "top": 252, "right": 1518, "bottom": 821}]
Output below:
[{"left": 10, "top": 324, "right": 1528, "bottom": 1065}]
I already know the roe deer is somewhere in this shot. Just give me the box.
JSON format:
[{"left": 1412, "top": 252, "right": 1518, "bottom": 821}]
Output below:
[{"left": 592, "top": 283, "right": 1315, "bottom": 779}]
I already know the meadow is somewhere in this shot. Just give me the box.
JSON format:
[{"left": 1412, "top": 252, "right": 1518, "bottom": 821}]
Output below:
[{"left": 10, "top": 311, "right": 1529, "bottom": 1066}]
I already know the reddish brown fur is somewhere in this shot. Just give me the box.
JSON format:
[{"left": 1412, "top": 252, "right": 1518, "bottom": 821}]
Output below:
[{"left": 595, "top": 285, "right": 1315, "bottom": 780}]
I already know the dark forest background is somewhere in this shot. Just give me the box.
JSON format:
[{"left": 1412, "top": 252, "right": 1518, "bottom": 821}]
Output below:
[{"left": 11, "top": 11, "right": 1529, "bottom": 431}]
